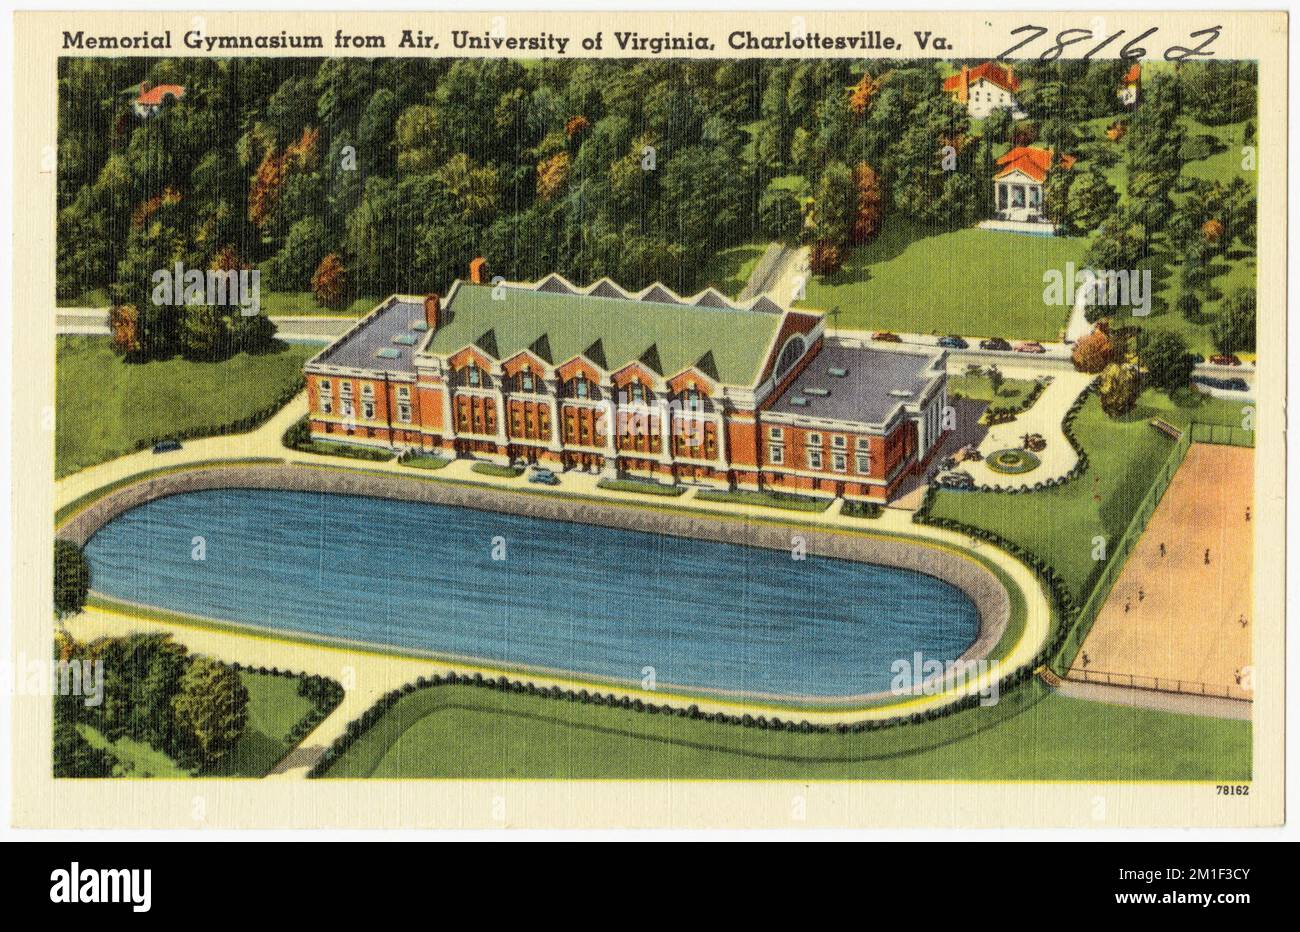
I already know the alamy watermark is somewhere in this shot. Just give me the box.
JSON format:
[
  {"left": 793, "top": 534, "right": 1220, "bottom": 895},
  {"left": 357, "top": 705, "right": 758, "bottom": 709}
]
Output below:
[
  {"left": 891, "top": 651, "right": 999, "bottom": 707},
  {"left": 151, "top": 261, "right": 261, "bottom": 316},
  {"left": 1043, "top": 262, "right": 1152, "bottom": 317},
  {"left": 3, "top": 651, "right": 103, "bottom": 706}
]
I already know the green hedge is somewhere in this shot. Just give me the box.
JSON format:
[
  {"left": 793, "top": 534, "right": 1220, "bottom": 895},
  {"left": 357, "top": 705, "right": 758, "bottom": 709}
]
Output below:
[
  {"left": 282, "top": 417, "right": 394, "bottom": 461},
  {"left": 471, "top": 462, "right": 523, "bottom": 478},
  {"left": 841, "top": 501, "right": 883, "bottom": 519},
  {"left": 399, "top": 452, "right": 452, "bottom": 470},
  {"left": 696, "top": 488, "right": 831, "bottom": 512},
  {"left": 598, "top": 478, "right": 687, "bottom": 497}
]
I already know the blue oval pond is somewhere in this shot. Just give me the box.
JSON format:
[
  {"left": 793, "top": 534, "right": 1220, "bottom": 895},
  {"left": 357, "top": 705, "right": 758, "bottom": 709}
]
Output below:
[{"left": 83, "top": 489, "right": 980, "bottom": 699}]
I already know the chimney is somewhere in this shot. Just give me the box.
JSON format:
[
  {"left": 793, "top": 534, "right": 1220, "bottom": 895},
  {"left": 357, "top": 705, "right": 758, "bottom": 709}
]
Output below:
[
  {"left": 423, "top": 293, "right": 441, "bottom": 331},
  {"left": 469, "top": 257, "right": 488, "bottom": 285}
]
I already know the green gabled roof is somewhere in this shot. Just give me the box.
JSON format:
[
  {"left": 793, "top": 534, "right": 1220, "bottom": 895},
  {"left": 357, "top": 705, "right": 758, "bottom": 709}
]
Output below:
[{"left": 425, "top": 284, "right": 791, "bottom": 387}]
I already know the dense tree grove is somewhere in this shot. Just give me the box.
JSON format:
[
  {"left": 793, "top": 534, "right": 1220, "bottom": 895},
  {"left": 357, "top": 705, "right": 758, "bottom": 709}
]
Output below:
[
  {"left": 58, "top": 56, "right": 1256, "bottom": 362},
  {"left": 52, "top": 633, "right": 251, "bottom": 776},
  {"left": 57, "top": 57, "right": 993, "bottom": 344}
]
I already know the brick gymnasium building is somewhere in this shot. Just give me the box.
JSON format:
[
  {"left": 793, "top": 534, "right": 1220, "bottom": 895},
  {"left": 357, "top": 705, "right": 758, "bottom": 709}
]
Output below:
[{"left": 303, "top": 271, "right": 950, "bottom": 502}]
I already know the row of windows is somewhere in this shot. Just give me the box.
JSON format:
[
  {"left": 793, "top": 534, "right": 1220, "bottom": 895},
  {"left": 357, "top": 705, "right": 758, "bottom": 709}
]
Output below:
[
  {"left": 767, "top": 426, "right": 871, "bottom": 474},
  {"left": 318, "top": 379, "right": 413, "bottom": 423},
  {"left": 768, "top": 446, "right": 872, "bottom": 474}
]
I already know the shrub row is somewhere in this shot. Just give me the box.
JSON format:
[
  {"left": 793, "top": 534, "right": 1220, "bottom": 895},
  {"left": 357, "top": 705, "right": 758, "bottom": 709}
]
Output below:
[
  {"left": 972, "top": 380, "right": 1047, "bottom": 426},
  {"left": 841, "top": 501, "right": 883, "bottom": 519}
]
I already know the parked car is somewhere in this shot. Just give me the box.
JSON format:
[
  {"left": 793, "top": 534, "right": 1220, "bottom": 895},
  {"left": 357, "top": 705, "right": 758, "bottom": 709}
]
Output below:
[
  {"left": 872, "top": 331, "right": 902, "bottom": 343},
  {"left": 938, "top": 335, "right": 968, "bottom": 349},
  {"left": 936, "top": 470, "right": 975, "bottom": 490},
  {"left": 1014, "top": 341, "right": 1047, "bottom": 354},
  {"left": 1209, "top": 353, "right": 1242, "bottom": 366},
  {"left": 1192, "top": 375, "right": 1250, "bottom": 393},
  {"left": 979, "top": 337, "right": 1011, "bottom": 351},
  {"left": 527, "top": 466, "right": 560, "bottom": 485},
  {"left": 152, "top": 439, "right": 182, "bottom": 454}
]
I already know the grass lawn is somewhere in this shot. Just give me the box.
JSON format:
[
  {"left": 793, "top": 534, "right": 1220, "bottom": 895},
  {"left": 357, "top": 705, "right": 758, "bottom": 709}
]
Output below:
[
  {"left": 56, "top": 289, "right": 379, "bottom": 317},
  {"left": 56, "top": 336, "right": 314, "bottom": 478},
  {"left": 1143, "top": 387, "right": 1254, "bottom": 435},
  {"left": 701, "top": 242, "right": 768, "bottom": 299},
  {"left": 204, "top": 671, "right": 322, "bottom": 777},
  {"left": 947, "top": 372, "right": 1040, "bottom": 406},
  {"left": 78, "top": 725, "right": 194, "bottom": 778},
  {"left": 202, "top": 670, "right": 327, "bottom": 779},
  {"left": 77, "top": 670, "right": 329, "bottom": 778},
  {"left": 471, "top": 462, "right": 523, "bottom": 478},
  {"left": 318, "top": 680, "right": 1248, "bottom": 780},
  {"left": 695, "top": 488, "right": 831, "bottom": 512},
  {"left": 800, "top": 220, "right": 1088, "bottom": 341},
  {"left": 1122, "top": 251, "right": 1257, "bottom": 359},
  {"left": 258, "top": 291, "right": 379, "bottom": 317},
  {"left": 928, "top": 391, "right": 1180, "bottom": 603}
]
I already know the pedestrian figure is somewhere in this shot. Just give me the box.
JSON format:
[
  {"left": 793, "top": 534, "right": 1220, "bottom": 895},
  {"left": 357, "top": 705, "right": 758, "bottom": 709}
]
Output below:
[
  {"left": 1204, "top": 548, "right": 1211, "bottom": 565},
  {"left": 1081, "top": 652, "right": 1091, "bottom": 669},
  {"left": 1159, "top": 542, "right": 1166, "bottom": 557},
  {"left": 1235, "top": 669, "right": 1243, "bottom": 686},
  {"left": 1246, "top": 506, "right": 1251, "bottom": 522},
  {"left": 1138, "top": 588, "right": 1145, "bottom": 602},
  {"left": 1124, "top": 599, "right": 1131, "bottom": 614},
  {"left": 1239, "top": 614, "right": 1248, "bottom": 628}
]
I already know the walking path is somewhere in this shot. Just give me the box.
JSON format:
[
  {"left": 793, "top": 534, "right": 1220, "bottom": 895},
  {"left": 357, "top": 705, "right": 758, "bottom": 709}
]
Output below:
[
  {"left": 738, "top": 243, "right": 809, "bottom": 306},
  {"left": 1054, "top": 678, "right": 1251, "bottom": 721},
  {"left": 963, "top": 365, "right": 1095, "bottom": 489}
]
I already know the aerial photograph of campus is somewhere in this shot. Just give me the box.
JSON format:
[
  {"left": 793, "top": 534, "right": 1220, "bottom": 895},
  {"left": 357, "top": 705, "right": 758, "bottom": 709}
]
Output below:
[{"left": 51, "top": 53, "right": 1257, "bottom": 782}]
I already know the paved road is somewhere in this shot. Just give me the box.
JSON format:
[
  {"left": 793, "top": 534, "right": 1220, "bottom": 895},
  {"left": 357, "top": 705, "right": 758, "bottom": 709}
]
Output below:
[
  {"left": 738, "top": 243, "right": 809, "bottom": 306},
  {"left": 56, "top": 308, "right": 355, "bottom": 342}
]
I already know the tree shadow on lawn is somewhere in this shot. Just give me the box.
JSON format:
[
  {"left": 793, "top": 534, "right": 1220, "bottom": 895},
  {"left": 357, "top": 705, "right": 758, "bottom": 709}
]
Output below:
[
  {"left": 201, "top": 727, "right": 290, "bottom": 777},
  {"left": 817, "top": 221, "right": 935, "bottom": 288}
]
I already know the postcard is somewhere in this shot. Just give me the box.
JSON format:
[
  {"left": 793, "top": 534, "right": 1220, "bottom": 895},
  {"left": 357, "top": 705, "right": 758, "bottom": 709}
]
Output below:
[{"left": 10, "top": 8, "right": 1286, "bottom": 828}]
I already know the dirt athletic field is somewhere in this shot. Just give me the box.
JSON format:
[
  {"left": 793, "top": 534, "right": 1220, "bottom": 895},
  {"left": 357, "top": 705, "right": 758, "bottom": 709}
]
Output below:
[{"left": 1072, "top": 443, "right": 1253, "bottom": 699}]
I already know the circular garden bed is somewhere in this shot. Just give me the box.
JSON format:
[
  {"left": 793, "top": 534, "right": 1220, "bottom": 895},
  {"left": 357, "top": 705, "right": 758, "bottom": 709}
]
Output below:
[{"left": 986, "top": 448, "right": 1041, "bottom": 475}]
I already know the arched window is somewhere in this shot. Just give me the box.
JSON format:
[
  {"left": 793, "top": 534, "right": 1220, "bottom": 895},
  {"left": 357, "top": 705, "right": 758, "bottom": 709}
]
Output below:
[{"left": 773, "top": 336, "right": 805, "bottom": 382}]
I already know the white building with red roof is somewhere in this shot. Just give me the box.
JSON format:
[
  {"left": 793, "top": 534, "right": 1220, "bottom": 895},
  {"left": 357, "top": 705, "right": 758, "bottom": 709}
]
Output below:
[
  {"left": 133, "top": 82, "right": 186, "bottom": 118},
  {"left": 943, "top": 62, "right": 1026, "bottom": 120},
  {"left": 992, "top": 146, "right": 1060, "bottom": 225}
]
